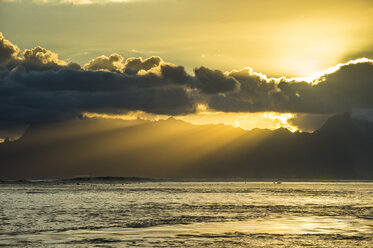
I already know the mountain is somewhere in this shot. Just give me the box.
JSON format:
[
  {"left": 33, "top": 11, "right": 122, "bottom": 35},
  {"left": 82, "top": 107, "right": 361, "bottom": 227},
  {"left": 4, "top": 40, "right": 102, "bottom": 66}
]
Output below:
[
  {"left": 0, "top": 114, "right": 372, "bottom": 180},
  {"left": 315, "top": 112, "right": 373, "bottom": 137}
]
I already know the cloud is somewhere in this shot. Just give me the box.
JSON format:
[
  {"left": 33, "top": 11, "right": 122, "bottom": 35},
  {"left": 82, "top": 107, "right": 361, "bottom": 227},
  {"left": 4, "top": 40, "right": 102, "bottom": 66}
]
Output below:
[
  {"left": 160, "top": 63, "right": 190, "bottom": 84},
  {"left": 21, "top": 46, "right": 68, "bottom": 71},
  {"left": 0, "top": 32, "right": 20, "bottom": 67},
  {"left": 0, "top": 35, "right": 201, "bottom": 133},
  {"left": 0, "top": 33, "right": 373, "bottom": 135},
  {"left": 123, "top": 56, "right": 162, "bottom": 75},
  {"left": 0, "top": 34, "right": 80, "bottom": 71},
  {"left": 0, "top": 68, "right": 197, "bottom": 122},
  {"left": 83, "top": 53, "right": 123, "bottom": 72},
  {"left": 208, "top": 60, "right": 373, "bottom": 114},
  {"left": 193, "top": 66, "right": 239, "bottom": 94}
]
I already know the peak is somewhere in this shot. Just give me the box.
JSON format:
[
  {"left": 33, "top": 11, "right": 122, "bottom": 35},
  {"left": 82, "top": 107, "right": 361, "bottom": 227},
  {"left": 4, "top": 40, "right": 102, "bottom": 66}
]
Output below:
[
  {"left": 320, "top": 113, "right": 352, "bottom": 126},
  {"left": 163, "top": 117, "right": 189, "bottom": 124},
  {"left": 315, "top": 112, "right": 366, "bottom": 136}
]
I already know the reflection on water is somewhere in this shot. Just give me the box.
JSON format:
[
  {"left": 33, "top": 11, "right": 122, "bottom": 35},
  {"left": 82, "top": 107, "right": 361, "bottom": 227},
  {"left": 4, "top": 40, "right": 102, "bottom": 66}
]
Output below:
[{"left": 0, "top": 182, "right": 372, "bottom": 247}]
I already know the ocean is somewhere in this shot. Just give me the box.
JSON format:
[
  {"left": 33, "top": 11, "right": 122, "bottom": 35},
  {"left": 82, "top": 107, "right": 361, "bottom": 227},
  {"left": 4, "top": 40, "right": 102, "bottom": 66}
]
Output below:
[{"left": 0, "top": 181, "right": 372, "bottom": 247}]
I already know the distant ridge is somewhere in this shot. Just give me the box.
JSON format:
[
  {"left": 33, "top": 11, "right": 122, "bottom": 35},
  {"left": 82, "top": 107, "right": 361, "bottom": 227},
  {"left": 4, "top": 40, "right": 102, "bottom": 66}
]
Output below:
[
  {"left": 0, "top": 114, "right": 372, "bottom": 180},
  {"left": 62, "top": 176, "right": 161, "bottom": 183}
]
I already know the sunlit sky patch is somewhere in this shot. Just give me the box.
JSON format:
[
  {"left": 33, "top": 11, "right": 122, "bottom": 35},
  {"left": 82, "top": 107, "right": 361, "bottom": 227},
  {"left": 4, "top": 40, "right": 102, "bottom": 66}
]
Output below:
[{"left": 1, "top": 0, "right": 372, "bottom": 77}]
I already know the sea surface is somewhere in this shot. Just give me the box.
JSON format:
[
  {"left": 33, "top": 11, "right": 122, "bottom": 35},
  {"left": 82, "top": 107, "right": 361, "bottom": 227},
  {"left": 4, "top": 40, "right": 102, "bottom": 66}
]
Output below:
[{"left": 0, "top": 181, "right": 372, "bottom": 247}]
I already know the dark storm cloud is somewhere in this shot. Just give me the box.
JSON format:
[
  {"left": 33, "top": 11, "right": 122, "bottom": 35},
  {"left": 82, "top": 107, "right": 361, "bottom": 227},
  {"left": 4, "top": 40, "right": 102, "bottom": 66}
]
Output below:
[
  {"left": 209, "top": 68, "right": 277, "bottom": 112},
  {"left": 0, "top": 33, "right": 373, "bottom": 134},
  {"left": 160, "top": 63, "right": 190, "bottom": 84},
  {"left": 193, "top": 67, "right": 239, "bottom": 94},
  {"left": 207, "top": 61, "right": 373, "bottom": 114},
  {"left": 0, "top": 34, "right": 202, "bottom": 131},
  {"left": 0, "top": 68, "right": 197, "bottom": 125}
]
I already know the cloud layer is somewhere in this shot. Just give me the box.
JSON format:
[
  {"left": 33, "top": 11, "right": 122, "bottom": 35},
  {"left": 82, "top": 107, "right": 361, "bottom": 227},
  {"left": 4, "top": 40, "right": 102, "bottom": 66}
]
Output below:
[{"left": 1, "top": 32, "right": 373, "bottom": 132}]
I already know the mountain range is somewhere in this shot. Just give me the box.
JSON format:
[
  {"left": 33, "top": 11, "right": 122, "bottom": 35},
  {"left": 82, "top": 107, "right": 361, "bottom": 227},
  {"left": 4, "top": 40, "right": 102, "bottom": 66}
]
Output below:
[{"left": 0, "top": 113, "right": 372, "bottom": 180}]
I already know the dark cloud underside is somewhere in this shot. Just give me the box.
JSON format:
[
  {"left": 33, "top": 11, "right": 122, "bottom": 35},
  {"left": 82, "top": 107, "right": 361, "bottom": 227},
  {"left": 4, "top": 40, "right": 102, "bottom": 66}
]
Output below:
[{"left": 1, "top": 32, "right": 373, "bottom": 132}]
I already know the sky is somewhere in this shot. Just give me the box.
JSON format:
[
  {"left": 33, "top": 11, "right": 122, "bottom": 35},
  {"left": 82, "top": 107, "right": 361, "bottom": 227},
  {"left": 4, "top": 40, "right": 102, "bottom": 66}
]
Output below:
[
  {"left": 1, "top": 0, "right": 372, "bottom": 77},
  {"left": 1, "top": 0, "right": 373, "bottom": 138}
]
